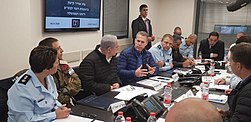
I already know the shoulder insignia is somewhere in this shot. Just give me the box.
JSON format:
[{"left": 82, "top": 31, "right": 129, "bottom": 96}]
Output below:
[
  {"left": 157, "top": 45, "right": 161, "bottom": 49},
  {"left": 18, "top": 74, "right": 31, "bottom": 85}
]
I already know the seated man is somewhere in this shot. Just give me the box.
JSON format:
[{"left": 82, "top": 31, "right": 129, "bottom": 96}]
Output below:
[
  {"left": 166, "top": 98, "right": 222, "bottom": 122},
  {"left": 78, "top": 35, "right": 121, "bottom": 96},
  {"left": 198, "top": 32, "right": 225, "bottom": 61},
  {"left": 172, "top": 35, "right": 194, "bottom": 68},
  {"left": 118, "top": 31, "right": 156, "bottom": 85},
  {"left": 218, "top": 43, "right": 251, "bottom": 121},
  {"left": 149, "top": 34, "right": 174, "bottom": 72},
  {"left": 179, "top": 34, "right": 198, "bottom": 59},
  {"left": 215, "top": 36, "right": 251, "bottom": 94},
  {"left": 8, "top": 46, "right": 71, "bottom": 121},
  {"left": 39, "top": 37, "right": 81, "bottom": 108}
]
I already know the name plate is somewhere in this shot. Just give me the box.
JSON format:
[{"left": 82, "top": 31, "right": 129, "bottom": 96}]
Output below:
[
  {"left": 172, "top": 74, "right": 179, "bottom": 82},
  {"left": 109, "top": 101, "right": 126, "bottom": 113}
]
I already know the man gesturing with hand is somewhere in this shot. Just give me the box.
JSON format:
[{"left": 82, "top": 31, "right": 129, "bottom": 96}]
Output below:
[{"left": 118, "top": 31, "right": 157, "bottom": 85}]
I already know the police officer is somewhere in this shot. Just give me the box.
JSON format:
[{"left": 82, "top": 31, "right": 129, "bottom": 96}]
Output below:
[
  {"left": 149, "top": 34, "right": 174, "bottom": 72},
  {"left": 39, "top": 37, "right": 81, "bottom": 108},
  {"left": 7, "top": 46, "right": 71, "bottom": 122}
]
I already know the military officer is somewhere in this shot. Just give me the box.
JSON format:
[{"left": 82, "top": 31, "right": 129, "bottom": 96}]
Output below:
[
  {"left": 7, "top": 46, "right": 71, "bottom": 122},
  {"left": 149, "top": 34, "right": 174, "bottom": 72},
  {"left": 39, "top": 37, "right": 81, "bottom": 107}
]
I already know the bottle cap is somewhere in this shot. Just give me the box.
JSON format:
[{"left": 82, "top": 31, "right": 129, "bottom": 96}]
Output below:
[
  {"left": 118, "top": 111, "right": 123, "bottom": 115},
  {"left": 166, "top": 82, "right": 171, "bottom": 87},
  {"left": 126, "top": 117, "right": 131, "bottom": 121},
  {"left": 204, "top": 82, "right": 209, "bottom": 84},
  {"left": 150, "top": 112, "right": 155, "bottom": 116}
]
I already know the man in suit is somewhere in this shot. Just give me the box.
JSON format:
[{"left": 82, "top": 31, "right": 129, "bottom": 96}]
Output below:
[
  {"left": 132, "top": 4, "right": 155, "bottom": 50},
  {"left": 198, "top": 31, "right": 225, "bottom": 61}
]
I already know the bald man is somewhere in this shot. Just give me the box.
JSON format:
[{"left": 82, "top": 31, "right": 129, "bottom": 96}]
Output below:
[{"left": 165, "top": 98, "right": 222, "bottom": 122}]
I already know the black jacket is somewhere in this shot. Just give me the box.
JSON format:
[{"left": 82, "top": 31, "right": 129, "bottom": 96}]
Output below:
[
  {"left": 172, "top": 48, "right": 186, "bottom": 67},
  {"left": 132, "top": 16, "right": 153, "bottom": 50},
  {"left": 198, "top": 39, "right": 225, "bottom": 61},
  {"left": 225, "top": 74, "right": 251, "bottom": 122},
  {"left": 78, "top": 45, "right": 121, "bottom": 96}
]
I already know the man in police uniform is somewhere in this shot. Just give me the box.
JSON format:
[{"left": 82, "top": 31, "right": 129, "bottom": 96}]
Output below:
[
  {"left": 149, "top": 34, "right": 174, "bottom": 73},
  {"left": 179, "top": 34, "right": 197, "bottom": 59},
  {"left": 39, "top": 37, "right": 81, "bottom": 108},
  {"left": 7, "top": 46, "right": 71, "bottom": 121}
]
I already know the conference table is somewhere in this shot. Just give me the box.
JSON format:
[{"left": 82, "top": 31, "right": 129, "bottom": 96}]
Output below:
[{"left": 71, "top": 75, "right": 229, "bottom": 122}]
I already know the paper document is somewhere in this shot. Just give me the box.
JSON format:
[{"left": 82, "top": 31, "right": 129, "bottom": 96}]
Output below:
[
  {"left": 114, "top": 85, "right": 158, "bottom": 101},
  {"left": 137, "top": 79, "right": 165, "bottom": 91},
  {"left": 208, "top": 94, "right": 228, "bottom": 104},
  {"left": 209, "top": 83, "right": 230, "bottom": 91},
  {"left": 174, "top": 90, "right": 197, "bottom": 102},
  {"left": 150, "top": 76, "right": 173, "bottom": 83},
  {"left": 54, "top": 115, "right": 103, "bottom": 122},
  {"left": 156, "top": 118, "right": 165, "bottom": 122}
]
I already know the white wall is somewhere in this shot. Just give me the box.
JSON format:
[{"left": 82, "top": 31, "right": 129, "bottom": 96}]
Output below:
[
  {"left": 0, "top": 0, "right": 195, "bottom": 78},
  {"left": 157, "top": 0, "right": 196, "bottom": 38}
]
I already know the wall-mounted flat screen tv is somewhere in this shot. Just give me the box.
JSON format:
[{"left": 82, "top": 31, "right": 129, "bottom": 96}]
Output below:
[
  {"left": 44, "top": 0, "right": 101, "bottom": 32},
  {"left": 214, "top": 25, "right": 247, "bottom": 35}
]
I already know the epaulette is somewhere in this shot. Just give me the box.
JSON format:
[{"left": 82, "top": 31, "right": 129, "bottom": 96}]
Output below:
[
  {"left": 157, "top": 45, "right": 161, "bottom": 49},
  {"left": 18, "top": 74, "right": 31, "bottom": 85}
]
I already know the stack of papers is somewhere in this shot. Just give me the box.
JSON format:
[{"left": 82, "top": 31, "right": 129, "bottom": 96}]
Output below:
[
  {"left": 54, "top": 115, "right": 103, "bottom": 122},
  {"left": 209, "top": 83, "right": 230, "bottom": 91},
  {"left": 208, "top": 94, "right": 228, "bottom": 104},
  {"left": 113, "top": 85, "right": 158, "bottom": 101},
  {"left": 137, "top": 79, "right": 165, "bottom": 91}
]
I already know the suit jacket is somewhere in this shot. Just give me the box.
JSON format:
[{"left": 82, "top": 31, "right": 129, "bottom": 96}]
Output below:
[
  {"left": 225, "top": 75, "right": 251, "bottom": 122},
  {"left": 198, "top": 39, "right": 225, "bottom": 61},
  {"left": 132, "top": 16, "right": 153, "bottom": 50}
]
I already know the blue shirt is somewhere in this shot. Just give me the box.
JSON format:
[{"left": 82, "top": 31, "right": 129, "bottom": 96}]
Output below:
[
  {"left": 7, "top": 69, "right": 61, "bottom": 122},
  {"left": 149, "top": 42, "right": 173, "bottom": 71},
  {"left": 179, "top": 38, "right": 194, "bottom": 59}
]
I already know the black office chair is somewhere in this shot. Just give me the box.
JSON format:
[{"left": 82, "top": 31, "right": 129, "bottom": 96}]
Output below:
[{"left": 0, "top": 76, "right": 15, "bottom": 122}]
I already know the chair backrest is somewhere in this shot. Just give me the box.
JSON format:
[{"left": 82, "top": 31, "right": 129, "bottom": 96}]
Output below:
[{"left": 0, "top": 69, "right": 28, "bottom": 122}]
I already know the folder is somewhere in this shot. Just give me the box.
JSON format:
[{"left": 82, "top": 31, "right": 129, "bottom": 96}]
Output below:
[{"left": 77, "top": 95, "right": 121, "bottom": 111}]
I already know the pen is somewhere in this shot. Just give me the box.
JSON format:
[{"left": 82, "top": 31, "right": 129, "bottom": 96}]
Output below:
[{"left": 209, "top": 99, "right": 223, "bottom": 102}]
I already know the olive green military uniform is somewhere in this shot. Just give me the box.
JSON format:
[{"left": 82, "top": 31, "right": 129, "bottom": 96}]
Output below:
[{"left": 53, "top": 60, "right": 81, "bottom": 108}]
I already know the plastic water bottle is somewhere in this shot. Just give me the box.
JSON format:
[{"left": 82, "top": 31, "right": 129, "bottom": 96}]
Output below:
[
  {"left": 163, "top": 82, "right": 172, "bottom": 108},
  {"left": 202, "top": 82, "right": 209, "bottom": 101},
  {"left": 209, "top": 61, "right": 215, "bottom": 75},
  {"left": 125, "top": 117, "right": 131, "bottom": 122},
  {"left": 147, "top": 112, "right": 157, "bottom": 122},
  {"left": 114, "top": 111, "right": 125, "bottom": 122}
]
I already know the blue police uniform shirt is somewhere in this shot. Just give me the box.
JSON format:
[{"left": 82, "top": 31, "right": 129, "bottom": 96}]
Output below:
[
  {"left": 179, "top": 38, "right": 194, "bottom": 59},
  {"left": 149, "top": 42, "right": 173, "bottom": 71},
  {"left": 7, "top": 69, "right": 61, "bottom": 122}
]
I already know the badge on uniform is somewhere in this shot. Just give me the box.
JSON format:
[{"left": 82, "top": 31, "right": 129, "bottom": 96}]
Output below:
[
  {"left": 157, "top": 45, "right": 161, "bottom": 49},
  {"left": 18, "top": 74, "right": 31, "bottom": 85}
]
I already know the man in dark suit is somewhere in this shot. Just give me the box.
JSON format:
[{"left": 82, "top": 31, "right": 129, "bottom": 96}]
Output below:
[
  {"left": 132, "top": 4, "right": 155, "bottom": 50},
  {"left": 198, "top": 32, "right": 225, "bottom": 61}
]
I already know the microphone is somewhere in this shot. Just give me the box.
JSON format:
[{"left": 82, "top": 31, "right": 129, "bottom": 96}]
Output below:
[{"left": 227, "top": 0, "right": 251, "bottom": 12}]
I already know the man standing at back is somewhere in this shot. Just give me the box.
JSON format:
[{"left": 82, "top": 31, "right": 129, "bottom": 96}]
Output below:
[
  {"left": 132, "top": 4, "right": 155, "bottom": 50},
  {"left": 78, "top": 35, "right": 121, "bottom": 96},
  {"left": 39, "top": 37, "right": 81, "bottom": 108}
]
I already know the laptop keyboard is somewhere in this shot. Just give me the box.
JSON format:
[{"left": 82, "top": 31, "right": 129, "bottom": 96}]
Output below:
[{"left": 172, "top": 87, "right": 190, "bottom": 100}]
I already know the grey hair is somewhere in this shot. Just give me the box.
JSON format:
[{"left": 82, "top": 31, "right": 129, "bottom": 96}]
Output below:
[{"left": 100, "top": 35, "right": 117, "bottom": 49}]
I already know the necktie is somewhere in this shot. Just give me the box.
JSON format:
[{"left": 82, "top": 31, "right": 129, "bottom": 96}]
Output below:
[{"left": 145, "top": 19, "right": 149, "bottom": 34}]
